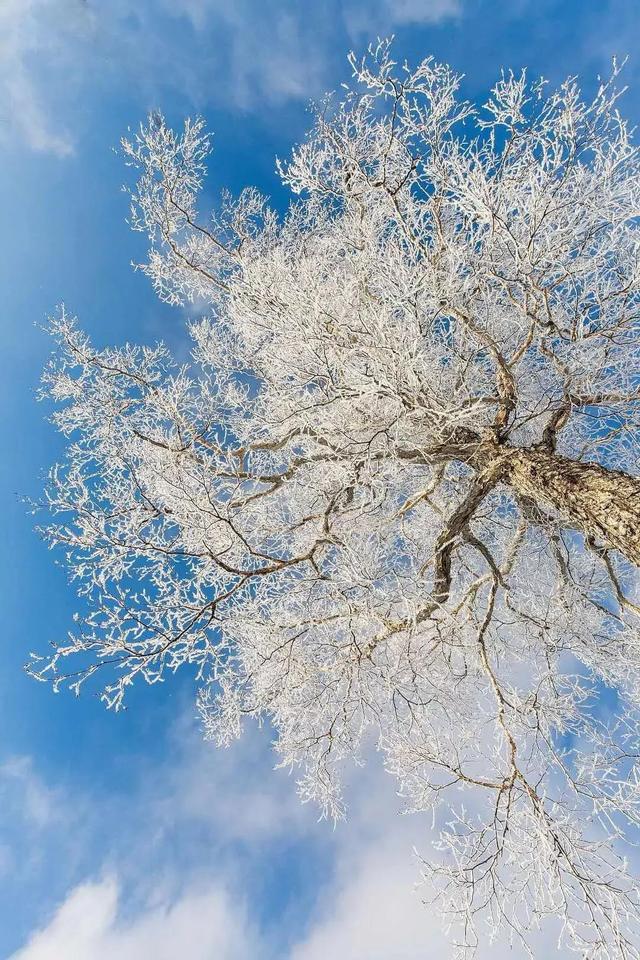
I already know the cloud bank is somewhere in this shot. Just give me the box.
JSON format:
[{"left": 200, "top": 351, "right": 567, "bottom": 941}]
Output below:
[
  {"left": 10, "top": 878, "right": 256, "bottom": 960},
  {"left": 4, "top": 717, "right": 568, "bottom": 960}
]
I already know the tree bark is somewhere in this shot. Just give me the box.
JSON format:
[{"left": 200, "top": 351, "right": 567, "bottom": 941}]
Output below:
[{"left": 499, "top": 446, "right": 640, "bottom": 565}]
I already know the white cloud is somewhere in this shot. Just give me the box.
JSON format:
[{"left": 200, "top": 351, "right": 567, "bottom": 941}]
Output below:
[
  {"left": 290, "top": 830, "right": 446, "bottom": 960},
  {"left": 3, "top": 713, "right": 584, "bottom": 960},
  {"left": 6, "top": 739, "right": 567, "bottom": 960},
  {"left": 0, "top": 756, "right": 61, "bottom": 830},
  {"left": 0, "top": 0, "right": 87, "bottom": 156},
  {"left": 0, "top": 754, "right": 88, "bottom": 893},
  {"left": 383, "top": 0, "right": 461, "bottom": 23},
  {"left": 284, "top": 757, "right": 457, "bottom": 959},
  {"left": 166, "top": 0, "right": 462, "bottom": 109},
  {"left": 5, "top": 734, "right": 448, "bottom": 960},
  {"left": 345, "top": 0, "right": 460, "bottom": 35},
  {"left": 8, "top": 812, "right": 443, "bottom": 960},
  {"left": 0, "top": 0, "right": 462, "bottom": 156},
  {"left": 158, "top": 723, "right": 311, "bottom": 842},
  {"left": 9, "top": 877, "right": 256, "bottom": 960}
]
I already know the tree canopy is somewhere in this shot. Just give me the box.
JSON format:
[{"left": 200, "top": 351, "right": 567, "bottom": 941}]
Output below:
[{"left": 35, "top": 42, "right": 640, "bottom": 958}]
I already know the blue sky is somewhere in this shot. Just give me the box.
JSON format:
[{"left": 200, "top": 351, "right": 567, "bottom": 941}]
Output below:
[{"left": 2, "top": 1, "right": 640, "bottom": 957}]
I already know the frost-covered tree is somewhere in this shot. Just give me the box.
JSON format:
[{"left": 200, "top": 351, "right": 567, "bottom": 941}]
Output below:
[{"left": 35, "top": 43, "right": 640, "bottom": 958}]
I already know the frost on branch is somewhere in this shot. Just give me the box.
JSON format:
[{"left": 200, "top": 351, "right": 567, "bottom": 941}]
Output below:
[{"left": 34, "top": 41, "right": 640, "bottom": 957}]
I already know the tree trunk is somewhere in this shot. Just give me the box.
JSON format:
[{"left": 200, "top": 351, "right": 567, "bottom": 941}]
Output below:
[{"left": 500, "top": 446, "right": 640, "bottom": 565}]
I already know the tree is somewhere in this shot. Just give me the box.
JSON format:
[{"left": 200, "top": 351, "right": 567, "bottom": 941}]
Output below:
[{"left": 34, "top": 41, "right": 640, "bottom": 957}]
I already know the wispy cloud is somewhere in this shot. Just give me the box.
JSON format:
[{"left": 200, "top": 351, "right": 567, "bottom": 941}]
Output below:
[
  {"left": 0, "top": 754, "right": 86, "bottom": 894},
  {"left": 0, "top": 0, "right": 86, "bottom": 156},
  {"left": 345, "top": 0, "right": 461, "bottom": 35},
  {"left": 0, "top": 0, "right": 462, "bottom": 157},
  {"left": 383, "top": 0, "right": 461, "bottom": 23},
  {"left": 0, "top": 756, "right": 62, "bottom": 830},
  {"left": 165, "top": 0, "right": 462, "bottom": 108}
]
